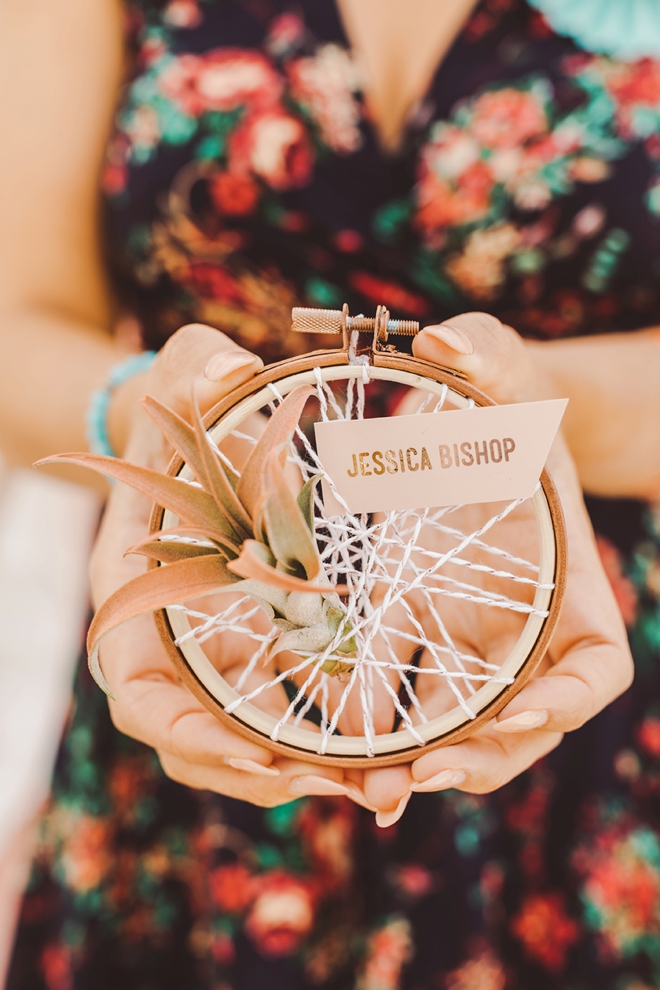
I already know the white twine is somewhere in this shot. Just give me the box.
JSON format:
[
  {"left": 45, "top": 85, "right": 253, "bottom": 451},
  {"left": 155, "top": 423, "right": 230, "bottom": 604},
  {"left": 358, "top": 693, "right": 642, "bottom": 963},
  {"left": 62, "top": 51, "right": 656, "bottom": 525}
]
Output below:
[{"left": 163, "top": 365, "right": 552, "bottom": 755}]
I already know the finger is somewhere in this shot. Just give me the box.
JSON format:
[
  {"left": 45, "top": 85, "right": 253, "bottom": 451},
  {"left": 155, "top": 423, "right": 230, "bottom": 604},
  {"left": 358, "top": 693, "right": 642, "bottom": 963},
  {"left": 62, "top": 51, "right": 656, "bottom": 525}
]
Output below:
[
  {"left": 413, "top": 312, "right": 543, "bottom": 404},
  {"left": 490, "top": 441, "right": 632, "bottom": 734},
  {"left": 106, "top": 645, "right": 279, "bottom": 771},
  {"left": 157, "top": 751, "right": 348, "bottom": 806},
  {"left": 362, "top": 764, "right": 413, "bottom": 826},
  {"left": 146, "top": 322, "right": 263, "bottom": 420},
  {"left": 411, "top": 726, "right": 563, "bottom": 795},
  {"left": 494, "top": 647, "right": 633, "bottom": 735}
]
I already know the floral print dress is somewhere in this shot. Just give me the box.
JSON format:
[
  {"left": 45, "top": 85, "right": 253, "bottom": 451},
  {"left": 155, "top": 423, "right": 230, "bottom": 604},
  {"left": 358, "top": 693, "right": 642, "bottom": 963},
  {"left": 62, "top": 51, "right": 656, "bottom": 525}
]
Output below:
[{"left": 8, "top": 1, "right": 660, "bottom": 988}]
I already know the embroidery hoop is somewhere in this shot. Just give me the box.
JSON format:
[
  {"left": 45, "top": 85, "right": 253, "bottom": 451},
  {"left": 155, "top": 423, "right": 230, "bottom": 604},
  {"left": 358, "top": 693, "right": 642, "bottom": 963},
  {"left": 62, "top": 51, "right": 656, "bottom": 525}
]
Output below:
[{"left": 150, "top": 305, "right": 567, "bottom": 768}]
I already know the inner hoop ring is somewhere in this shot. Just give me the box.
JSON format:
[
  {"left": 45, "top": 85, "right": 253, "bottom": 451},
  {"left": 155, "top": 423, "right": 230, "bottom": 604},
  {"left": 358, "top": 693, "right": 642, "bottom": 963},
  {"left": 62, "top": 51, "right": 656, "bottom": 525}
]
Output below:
[{"left": 150, "top": 350, "right": 567, "bottom": 769}]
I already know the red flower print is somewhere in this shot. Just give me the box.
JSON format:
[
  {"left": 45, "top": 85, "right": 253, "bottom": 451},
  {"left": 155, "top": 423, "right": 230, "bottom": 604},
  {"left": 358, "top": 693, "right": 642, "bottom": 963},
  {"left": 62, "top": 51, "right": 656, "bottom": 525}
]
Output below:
[
  {"left": 288, "top": 44, "right": 363, "bottom": 154},
  {"left": 606, "top": 59, "right": 660, "bottom": 113},
  {"left": 637, "top": 716, "right": 660, "bottom": 758},
  {"left": 229, "top": 110, "right": 314, "bottom": 190},
  {"left": 356, "top": 917, "right": 413, "bottom": 990},
  {"left": 41, "top": 943, "right": 73, "bottom": 990},
  {"left": 59, "top": 813, "right": 113, "bottom": 895},
  {"left": 140, "top": 34, "right": 167, "bottom": 68},
  {"left": 186, "top": 263, "right": 243, "bottom": 304},
  {"left": 572, "top": 204, "right": 606, "bottom": 239},
  {"left": 159, "top": 54, "right": 205, "bottom": 117},
  {"left": 424, "top": 124, "right": 481, "bottom": 181},
  {"left": 210, "top": 931, "right": 235, "bottom": 966},
  {"left": 391, "top": 863, "right": 433, "bottom": 899},
  {"left": 245, "top": 871, "right": 316, "bottom": 957},
  {"left": 567, "top": 57, "right": 660, "bottom": 144},
  {"left": 445, "top": 951, "right": 507, "bottom": 990},
  {"left": 266, "top": 12, "right": 306, "bottom": 58},
  {"left": 596, "top": 536, "right": 638, "bottom": 627},
  {"left": 124, "top": 105, "right": 161, "bottom": 154},
  {"left": 348, "top": 272, "right": 429, "bottom": 317},
  {"left": 445, "top": 223, "right": 521, "bottom": 301},
  {"left": 333, "top": 229, "right": 363, "bottom": 252},
  {"left": 569, "top": 158, "right": 611, "bottom": 183},
  {"left": 614, "top": 747, "right": 642, "bottom": 783},
  {"left": 102, "top": 136, "right": 130, "bottom": 196},
  {"left": 159, "top": 50, "right": 281, "bottom": 119},
  {"left": 416, "top": 127, "right": 493, "bottom": 234},
  {"left": 297, "top": 797, "right": 356, "bottom": 892},
  {"left": 108, "top": 756, "right": 153, "bottom": 815},
  {"left": 574, "top": 825, "right": 660, "bottom": 960},
  {"left": 102, "top": 162, "right": 127, "bottom": 197},
  {"left": 209, "top": 862, "right": 254, "bottom": 913},
  {"left": 210, "top": 172, "right": 259, "bottom": 215},
  {"left": 470, "top": 87, "right": 548, "bottom": 150},
  {"left": 163, "top": 0, "right": 201, "bottom": 29},
  {"left": 197, "top": 50, "right": 282, "bottom": 113},
  {"left": 511, "top": 892, "right": 580, "bottom": 972}
]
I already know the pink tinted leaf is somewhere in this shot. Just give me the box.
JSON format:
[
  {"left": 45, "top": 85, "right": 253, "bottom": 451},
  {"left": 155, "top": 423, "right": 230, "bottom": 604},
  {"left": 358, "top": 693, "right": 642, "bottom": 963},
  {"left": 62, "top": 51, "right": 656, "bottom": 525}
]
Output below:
[
  {"left": 227, "top": 539, "right": 332, "bottom": 594},
  {"left": 87, "top": 555, "right": 243, "bottom": 696},
  {"left": 142, "top": 395, "right": 208, "bottom": 486},
  {"left": 36, "top": 453, "right": 234, "bottom": 537},
  {"left": 236, "top": 385, "right": 313, "bottom": 516},
  {"left": 142, "top": 394, "right": 239, "bottom": 492},
  {"left": 191, "top": 390, "right": 253, "bottom": 538}
]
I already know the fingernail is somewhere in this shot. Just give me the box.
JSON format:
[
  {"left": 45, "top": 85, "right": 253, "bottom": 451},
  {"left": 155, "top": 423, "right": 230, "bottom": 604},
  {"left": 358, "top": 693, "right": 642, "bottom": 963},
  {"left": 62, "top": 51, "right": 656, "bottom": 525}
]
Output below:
[
  {"left": 494, "top": 709, "right": 549, "bottom": 733},
  {"left": 375, "top": 792, "right": 411, "bottom": 828},
  {"left": 344, "top": 782, "right": 379, "bottom": 812},
  {"left": 423, "top": 325, "right": 474, "bottom": 356},
  {"left": 224, "top": 757, "right": 280, "bottom": 776},
  {"left": 204, "top": 352, "right": 260, "bottom": 382},
  {"left": 289, "top": 775, "right": 349, "bottom": 796},
  {"left": 410, "top": 769, "right": 466, "bottom": 793}
]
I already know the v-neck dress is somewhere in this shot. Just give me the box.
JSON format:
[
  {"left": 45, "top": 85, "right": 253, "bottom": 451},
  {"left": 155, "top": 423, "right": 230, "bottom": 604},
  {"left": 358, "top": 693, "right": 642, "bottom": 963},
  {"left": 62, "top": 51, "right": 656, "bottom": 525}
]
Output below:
[{"left": 8, "top": 2, "right": 660, "bottom": 988}]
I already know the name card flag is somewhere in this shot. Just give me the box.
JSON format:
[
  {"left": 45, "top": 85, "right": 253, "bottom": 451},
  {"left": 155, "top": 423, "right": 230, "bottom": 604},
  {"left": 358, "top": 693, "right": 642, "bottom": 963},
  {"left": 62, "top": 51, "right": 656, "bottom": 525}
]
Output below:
[{"left": 314, "top": 398, "right": 567, "bottom": 515}]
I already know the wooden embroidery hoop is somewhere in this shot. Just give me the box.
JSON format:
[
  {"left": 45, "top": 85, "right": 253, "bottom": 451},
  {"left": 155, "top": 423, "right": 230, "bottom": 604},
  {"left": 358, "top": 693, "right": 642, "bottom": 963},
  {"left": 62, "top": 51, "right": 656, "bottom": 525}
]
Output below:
[{"left": 150, "top": 304, "right": 567, "bottom": 768}]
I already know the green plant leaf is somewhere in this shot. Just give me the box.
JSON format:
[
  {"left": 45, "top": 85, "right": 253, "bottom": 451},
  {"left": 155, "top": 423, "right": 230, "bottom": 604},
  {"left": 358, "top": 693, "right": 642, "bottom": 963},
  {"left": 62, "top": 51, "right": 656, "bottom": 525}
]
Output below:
[
  {"left": 262, "top": 446, "right": 321, "bottom": 580},
  {"left": 268, "top": 623, "right": 336, "bottom": 660},
  {"left": 236, "top": 384, "right": 313, "bottom": 516},
  {"left": 128, "top": 524, "right": 239, "bottom": 558},
  {"left": 297, "top": 474, "right": 321, "bottom": 533},
  {"left": 87, "top": 554, "right": 243, "bottom": 696},
  {"left": 126, "top": 541, "right": 219, "bottom": 564}
]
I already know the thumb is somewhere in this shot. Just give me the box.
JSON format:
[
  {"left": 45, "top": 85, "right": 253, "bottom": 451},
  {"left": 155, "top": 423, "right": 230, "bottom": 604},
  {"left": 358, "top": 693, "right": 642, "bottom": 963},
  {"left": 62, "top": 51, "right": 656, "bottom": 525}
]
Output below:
[
  {"left": 412, "top": 312, "right": 544, "bottom": 405},
  {"left": 147, "top": 322, "right": 263, "bottom": 420}
]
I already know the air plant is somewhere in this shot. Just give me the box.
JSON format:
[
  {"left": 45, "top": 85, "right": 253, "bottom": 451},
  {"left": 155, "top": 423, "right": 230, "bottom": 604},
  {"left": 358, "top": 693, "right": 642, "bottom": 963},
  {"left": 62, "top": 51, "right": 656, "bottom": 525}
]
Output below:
[{"left": 37, "top": 385, "right": 356, "bottom": 696}]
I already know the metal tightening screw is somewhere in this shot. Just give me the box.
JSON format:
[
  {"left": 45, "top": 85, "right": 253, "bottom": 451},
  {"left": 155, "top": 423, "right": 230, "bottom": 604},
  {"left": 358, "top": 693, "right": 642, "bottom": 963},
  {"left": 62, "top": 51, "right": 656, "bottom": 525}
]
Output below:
[{"left": 291, "top": 306, "right": 419, "bottom": 337}]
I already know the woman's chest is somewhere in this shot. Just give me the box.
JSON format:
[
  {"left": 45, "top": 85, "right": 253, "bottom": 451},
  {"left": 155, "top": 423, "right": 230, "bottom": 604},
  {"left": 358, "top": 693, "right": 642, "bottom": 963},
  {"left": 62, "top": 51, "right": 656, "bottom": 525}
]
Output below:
[{"left": 104, "top": 0, "right": 660, "bottom": 351}]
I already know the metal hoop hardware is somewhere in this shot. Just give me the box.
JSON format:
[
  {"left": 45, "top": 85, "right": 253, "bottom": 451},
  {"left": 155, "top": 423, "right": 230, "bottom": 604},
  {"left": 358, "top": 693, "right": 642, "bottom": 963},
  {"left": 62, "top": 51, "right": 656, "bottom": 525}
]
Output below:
[{"left": 292, "top": 302, "right": 419, "bottom": 353}]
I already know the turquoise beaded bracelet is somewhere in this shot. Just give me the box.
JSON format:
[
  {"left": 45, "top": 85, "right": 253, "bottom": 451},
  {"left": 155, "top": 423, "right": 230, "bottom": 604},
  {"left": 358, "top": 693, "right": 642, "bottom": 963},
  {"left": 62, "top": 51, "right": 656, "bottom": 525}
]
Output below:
[{"left": 85, "top": 351, "right": 157, "bottom": 457}]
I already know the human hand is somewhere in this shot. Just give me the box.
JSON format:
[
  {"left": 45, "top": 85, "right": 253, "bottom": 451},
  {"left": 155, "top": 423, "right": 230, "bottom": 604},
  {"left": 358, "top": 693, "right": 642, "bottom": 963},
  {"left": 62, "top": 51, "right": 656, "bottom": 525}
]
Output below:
[
  {"left": 359, "top": 312, "right": 634, "bottom": 821},
  {"left": 90, "top": 324, "right": 372, "bottom": 808}
]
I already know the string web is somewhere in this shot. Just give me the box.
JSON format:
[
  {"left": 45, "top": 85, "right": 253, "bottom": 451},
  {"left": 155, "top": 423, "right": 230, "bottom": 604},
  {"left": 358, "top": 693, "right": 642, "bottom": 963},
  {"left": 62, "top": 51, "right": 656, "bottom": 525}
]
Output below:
[{"left": 168, "top": 362, "right": 553, "bottom": 757}]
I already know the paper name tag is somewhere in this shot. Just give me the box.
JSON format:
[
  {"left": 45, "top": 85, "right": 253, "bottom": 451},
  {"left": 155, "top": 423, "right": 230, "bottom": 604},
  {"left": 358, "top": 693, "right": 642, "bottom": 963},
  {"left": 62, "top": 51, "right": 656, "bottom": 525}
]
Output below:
[{"left": 314, "top": 398, "right": 567, "bottom": 514}]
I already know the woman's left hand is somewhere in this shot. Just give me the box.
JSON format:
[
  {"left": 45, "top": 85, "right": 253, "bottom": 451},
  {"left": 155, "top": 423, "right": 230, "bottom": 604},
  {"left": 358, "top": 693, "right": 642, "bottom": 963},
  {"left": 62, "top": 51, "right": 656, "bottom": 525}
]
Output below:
[
  {"left": 89, "top": 324, "right": 378, "bottom": 810},
  {"left": 360, "top": 313, "right": 634, "bottom": 822}
]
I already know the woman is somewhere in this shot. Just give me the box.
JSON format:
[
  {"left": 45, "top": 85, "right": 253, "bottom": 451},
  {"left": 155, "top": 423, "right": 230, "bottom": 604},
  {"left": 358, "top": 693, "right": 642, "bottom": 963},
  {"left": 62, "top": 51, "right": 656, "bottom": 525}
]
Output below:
[{"left": 3, "top": 0, "right": 660, "bottom": 986}]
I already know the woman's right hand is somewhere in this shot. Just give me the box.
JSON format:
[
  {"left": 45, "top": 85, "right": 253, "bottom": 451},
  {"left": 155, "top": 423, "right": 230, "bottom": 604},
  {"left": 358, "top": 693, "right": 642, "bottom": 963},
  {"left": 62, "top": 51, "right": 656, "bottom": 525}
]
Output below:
[{"left": 90, "top": 324, "right": 367, "bottom": 807}]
